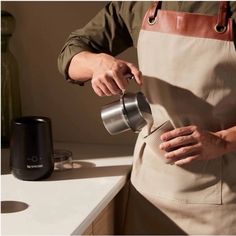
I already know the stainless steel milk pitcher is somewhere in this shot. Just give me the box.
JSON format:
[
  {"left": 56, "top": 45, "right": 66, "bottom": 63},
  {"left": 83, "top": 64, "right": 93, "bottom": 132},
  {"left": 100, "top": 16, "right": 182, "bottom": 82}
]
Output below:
[{"left": 101, "top": 92, "right": 153, "bottom": 135}]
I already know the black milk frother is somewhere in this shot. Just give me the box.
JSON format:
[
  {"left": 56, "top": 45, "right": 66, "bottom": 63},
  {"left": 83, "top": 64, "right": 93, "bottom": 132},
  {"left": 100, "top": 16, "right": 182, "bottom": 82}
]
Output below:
[{"left": 10, "top": 116, "right": 54, "bottom": 181}]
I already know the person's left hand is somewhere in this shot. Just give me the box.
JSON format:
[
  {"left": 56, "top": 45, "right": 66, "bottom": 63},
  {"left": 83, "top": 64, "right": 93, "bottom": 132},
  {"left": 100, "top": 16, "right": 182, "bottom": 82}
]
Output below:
[{"left": 159, "top": 125, "right": 227, "bottom": 166}]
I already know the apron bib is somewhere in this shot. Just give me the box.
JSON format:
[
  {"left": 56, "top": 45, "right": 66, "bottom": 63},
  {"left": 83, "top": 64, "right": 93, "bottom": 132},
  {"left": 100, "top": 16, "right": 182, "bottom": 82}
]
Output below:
[{"left": 125, "top": 2, "right": 236, "bottom": 234}]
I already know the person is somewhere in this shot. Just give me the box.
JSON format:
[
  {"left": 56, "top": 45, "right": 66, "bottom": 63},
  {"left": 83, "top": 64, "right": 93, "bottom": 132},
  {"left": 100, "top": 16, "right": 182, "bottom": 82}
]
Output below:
[{"left": 58, "top": 1, "right": 236, "bottom": 234}]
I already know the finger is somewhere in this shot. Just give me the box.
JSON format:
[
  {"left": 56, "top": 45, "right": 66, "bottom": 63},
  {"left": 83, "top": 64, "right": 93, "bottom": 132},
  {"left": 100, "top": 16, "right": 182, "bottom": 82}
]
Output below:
[
  {"left": 96, "top": 81, "right": 112, "bottom": 96},
  {"left": 174, "top": 155, "right": 199, "bottom": 166},
  {"left": 161, "top": 126, "right": 196, "bottom": 141},
  {"left": 160, "top": 135, "right": 197, "bottom": 152},
  {"left": 109, "top": 62, "right": 129, "bottom": 90},
  {"left": 93, "top": 86, "right": 105, "bottom": 97},
  {"left": 112, "top": 69, "right": 128, "bottom": 91},
  {"left": 103, "top": 75, "right": 122, "bottom": 95},
  {"left": 126, "top": 62, "right": 143, "bottom": 85},
  {"left": 164, "top": 144, "right": 201, "bottom": 160}
]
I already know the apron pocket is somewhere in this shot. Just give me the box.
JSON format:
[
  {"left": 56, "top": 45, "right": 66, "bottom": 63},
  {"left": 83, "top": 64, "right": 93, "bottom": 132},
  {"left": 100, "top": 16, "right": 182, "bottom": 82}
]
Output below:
[{"left": 132, "top": 121, "right": 222, "bottom": 205}]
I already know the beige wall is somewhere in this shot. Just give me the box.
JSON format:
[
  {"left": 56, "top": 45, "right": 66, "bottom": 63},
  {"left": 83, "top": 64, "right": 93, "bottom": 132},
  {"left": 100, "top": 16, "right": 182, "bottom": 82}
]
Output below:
[{"left": 2, "top": 1, "right": 139, "bottom": 145}]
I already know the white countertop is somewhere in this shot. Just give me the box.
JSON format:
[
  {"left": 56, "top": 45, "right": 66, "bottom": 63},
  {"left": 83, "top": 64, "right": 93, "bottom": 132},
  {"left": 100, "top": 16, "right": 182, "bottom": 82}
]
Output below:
[{"left": 1, "top": 143, "right": 133, "bottom": 235}]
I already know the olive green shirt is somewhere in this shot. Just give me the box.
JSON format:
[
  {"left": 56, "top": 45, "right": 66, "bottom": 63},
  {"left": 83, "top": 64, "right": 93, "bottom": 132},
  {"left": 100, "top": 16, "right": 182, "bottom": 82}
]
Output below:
[{"left": 57, "top": 1, "right": 236, "bottom": 80}]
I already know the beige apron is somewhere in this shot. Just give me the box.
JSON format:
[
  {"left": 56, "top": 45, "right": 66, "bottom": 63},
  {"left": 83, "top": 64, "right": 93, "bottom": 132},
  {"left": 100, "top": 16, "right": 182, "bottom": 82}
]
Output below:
[{"left": 124, "top": 2, "right": 236, "bottom": 234}]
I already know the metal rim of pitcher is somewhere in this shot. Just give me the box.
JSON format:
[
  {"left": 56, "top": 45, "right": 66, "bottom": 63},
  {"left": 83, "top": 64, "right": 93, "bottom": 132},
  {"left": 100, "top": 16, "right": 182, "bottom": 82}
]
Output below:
[
  {"left": 120, "top": 94, "right": 134, "bottom": 131},
  {"left": 121, "top": 92, "right": 151, "bottom": 133}
]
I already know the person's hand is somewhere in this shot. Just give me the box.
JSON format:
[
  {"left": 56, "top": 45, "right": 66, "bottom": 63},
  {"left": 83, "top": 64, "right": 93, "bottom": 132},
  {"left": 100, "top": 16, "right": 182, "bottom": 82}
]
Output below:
[
  {"left": 159, "top": 125, "right": 227, "bottom": 166},
  {"left": 91, "top": 53, "right": 142, "bottom": 96}
]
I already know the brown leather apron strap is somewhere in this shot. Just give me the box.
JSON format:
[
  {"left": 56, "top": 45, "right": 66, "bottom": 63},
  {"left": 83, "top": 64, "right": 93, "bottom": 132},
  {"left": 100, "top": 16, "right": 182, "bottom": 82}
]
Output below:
[
  {"left": 148, "top": 1, "right": 230, "bottom": 33},
  {"left": 147, "top": 1, "right": 162, "bottom": 25},
  {"left": 215, "top": 1, "right": 229, "bottom": 33}
]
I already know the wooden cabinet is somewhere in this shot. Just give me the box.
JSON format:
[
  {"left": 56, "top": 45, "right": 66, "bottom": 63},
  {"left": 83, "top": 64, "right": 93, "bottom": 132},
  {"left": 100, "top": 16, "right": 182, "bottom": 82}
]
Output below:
[
  {"left": 83, "top": 201, "right": 114, "bottom": 235},
  {"left": 82, "top": 224, "right": 93, "bottom": 236},
  {"left": 82, "top": 183, "right": 129, "bottom": 235}
]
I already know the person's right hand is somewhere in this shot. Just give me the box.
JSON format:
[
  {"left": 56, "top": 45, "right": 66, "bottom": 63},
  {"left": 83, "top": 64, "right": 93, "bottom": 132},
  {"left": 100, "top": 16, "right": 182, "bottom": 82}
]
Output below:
[{"left": 91, "top": 53, "right": 142, "bottom": 96}]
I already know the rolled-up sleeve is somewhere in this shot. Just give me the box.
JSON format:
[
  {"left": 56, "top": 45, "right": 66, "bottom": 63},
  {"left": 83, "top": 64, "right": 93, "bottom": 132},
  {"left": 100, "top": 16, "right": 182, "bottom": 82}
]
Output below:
[{"left": 57, "top": 1, "right": 133, "bottom": 80}]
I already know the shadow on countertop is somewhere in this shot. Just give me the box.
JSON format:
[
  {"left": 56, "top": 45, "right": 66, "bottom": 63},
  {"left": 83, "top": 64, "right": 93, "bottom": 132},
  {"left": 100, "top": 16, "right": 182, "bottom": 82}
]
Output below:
[
  {"left": 47, "top": 160, "right": 131, "bottom": 181},
  {"left": 1, "top": 144, "right": 134, "bottom": 176}
]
